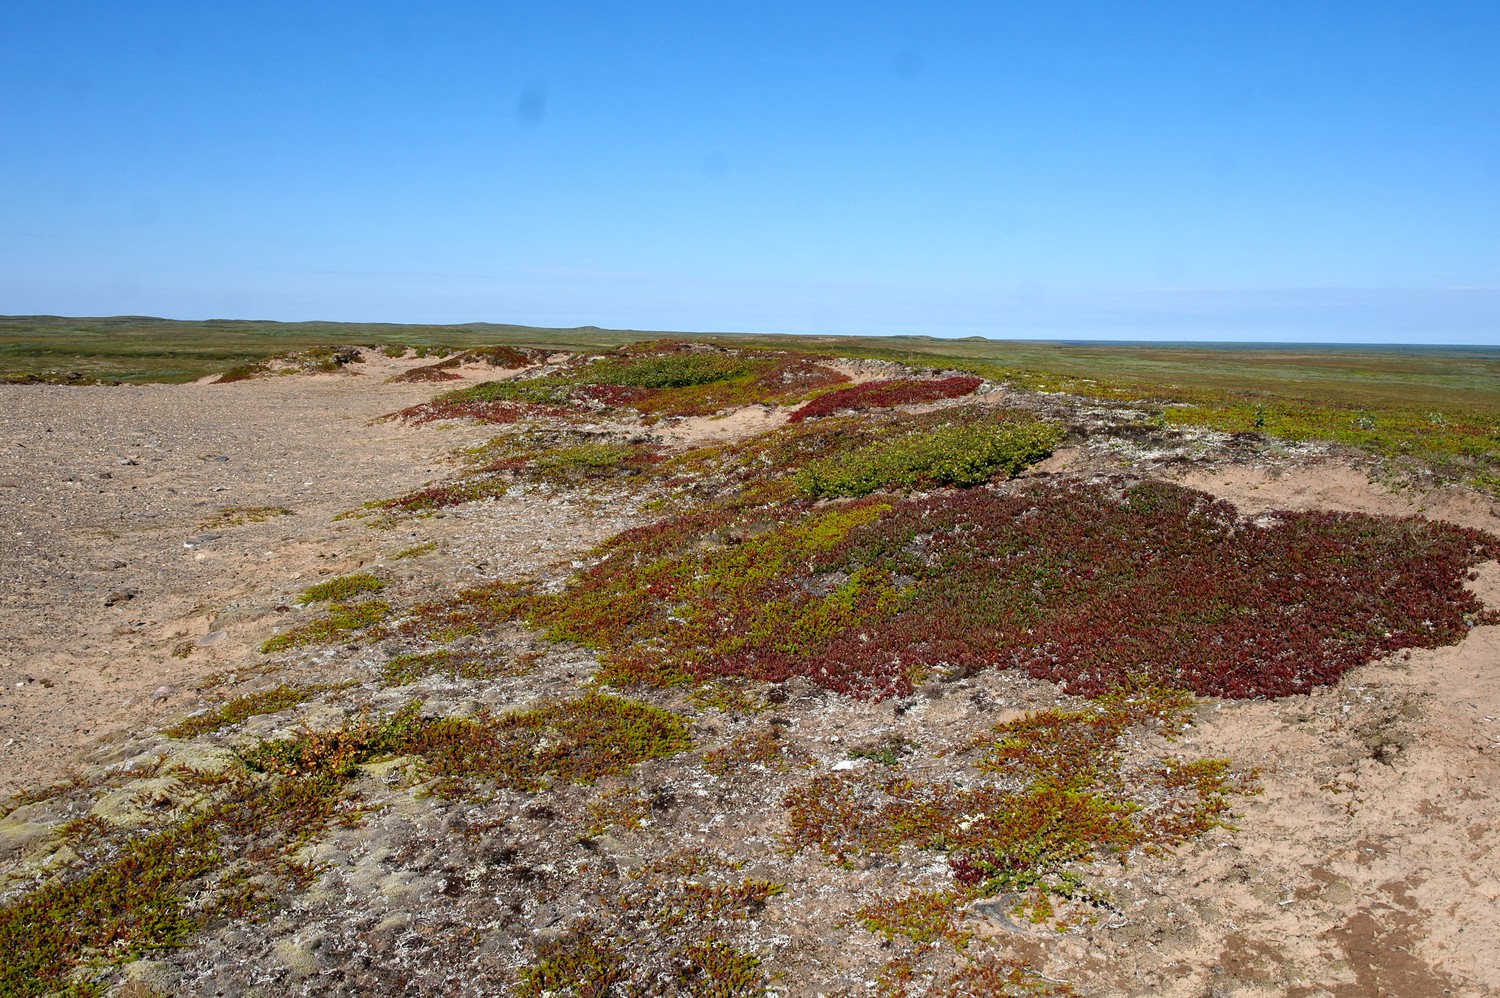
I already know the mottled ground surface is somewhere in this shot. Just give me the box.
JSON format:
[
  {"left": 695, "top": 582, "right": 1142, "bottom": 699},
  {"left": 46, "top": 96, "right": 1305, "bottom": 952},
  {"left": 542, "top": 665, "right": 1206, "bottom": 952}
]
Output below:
[{"left": 2, "top": 350, "right": 1498, "bottom": 997}]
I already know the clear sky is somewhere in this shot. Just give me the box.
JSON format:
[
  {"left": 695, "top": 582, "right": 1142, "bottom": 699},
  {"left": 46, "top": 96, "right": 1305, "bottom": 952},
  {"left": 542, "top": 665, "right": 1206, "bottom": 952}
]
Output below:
[{"left": 3, "top": 2, "right": 1498, "bottom": 343}]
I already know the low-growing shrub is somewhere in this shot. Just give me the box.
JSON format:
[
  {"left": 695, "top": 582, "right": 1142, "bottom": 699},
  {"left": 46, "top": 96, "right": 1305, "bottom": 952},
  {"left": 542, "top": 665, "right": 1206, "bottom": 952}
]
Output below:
[
  {"left": 786, "top": 691, "right": 1252, "bottom": 927},
  {"left": 164, "top": 683, "right": 343, "bottom": 738},
  {"left": 788, "top": 375, "right": 983, "bottom": 422},
  {"left": 244, "top": 692, "right": 692, "bottom": 792},
  {"left": 196, "top": 505, "right": 291, "bottom": 529},
  {"left": 501, "top": 478, "right": 1497, "bottom": 700},
  {"left": 796, "top": 419, "right": 1064, "bottom": 497},
  {"left": 391, "top": 343, "right": 849, "bottom": 424},
  {"left": 260, "top": 599, "right": 392, "bottom": 653},
  {"left": 295, "top": 572, "right": 384, "bottom": 604}
]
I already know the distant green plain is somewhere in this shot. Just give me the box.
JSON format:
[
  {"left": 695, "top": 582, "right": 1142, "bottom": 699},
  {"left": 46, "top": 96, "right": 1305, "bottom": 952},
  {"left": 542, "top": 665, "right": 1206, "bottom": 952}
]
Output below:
[{"left": 3, "top": 314, "right": 1498, "bottom": 491}]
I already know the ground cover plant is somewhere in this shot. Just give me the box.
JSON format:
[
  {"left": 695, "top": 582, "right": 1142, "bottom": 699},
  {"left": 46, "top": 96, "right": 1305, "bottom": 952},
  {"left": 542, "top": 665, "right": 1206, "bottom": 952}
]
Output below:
[
  {"left": 260, "top": 599, "right": 392, "bottom": 653},
  {"left": 243, "top": 692, "right": 692, "bottom": 794},
  {"left": 392, "top": 341, "right": 849, "bottom": 425},
  {"left": 638, "top": 404, "right": 1061, "bottom": 516},
  {"left": 163, "top": 683, "right": 346, "bottom": 738},
  {"left": 214, "top": 346, "right": 363, "bottom": 383},
  {"left": 386, "top": 345, "right": 543, "bottom": 383},
  {"left": 787, "top": 375, "right": 982, "bottom": 422},
  {"left": 0, "top": 763, "right": 358, "bottom": 997},
  {"left": 511, "top": 850, "right": 780, "bottom": 997},
  {"left": 785, "top": 691, "right": 1252, "bottom": 972},
  {"left": 496, "top": 479, "right": 1497, "bottom": 700},
  {"left": 295, "top": 572, "right": 384, "bottom": 604}
]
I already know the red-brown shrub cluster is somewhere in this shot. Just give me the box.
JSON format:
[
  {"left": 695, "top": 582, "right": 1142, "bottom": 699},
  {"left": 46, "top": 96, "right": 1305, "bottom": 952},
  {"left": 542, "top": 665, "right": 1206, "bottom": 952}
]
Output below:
[
  {"left": 515, "top": 479, "right": 1499, "bottom": 700},
  {"left": 788, "top": 376, "right": 982, "bottom": 422}
]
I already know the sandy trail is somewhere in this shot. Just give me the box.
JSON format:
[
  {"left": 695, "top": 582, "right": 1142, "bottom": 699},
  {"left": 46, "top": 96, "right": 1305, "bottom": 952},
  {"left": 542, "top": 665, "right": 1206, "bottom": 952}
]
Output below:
[{"left": 0, "top": 360, "right": 514, "bottom": 794}]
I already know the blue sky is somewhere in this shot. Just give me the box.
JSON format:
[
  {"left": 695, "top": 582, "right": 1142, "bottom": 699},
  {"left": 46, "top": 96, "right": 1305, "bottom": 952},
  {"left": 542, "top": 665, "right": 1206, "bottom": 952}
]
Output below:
[{"left": 3, "top": 2, "right": 1498, "bottom": 343}]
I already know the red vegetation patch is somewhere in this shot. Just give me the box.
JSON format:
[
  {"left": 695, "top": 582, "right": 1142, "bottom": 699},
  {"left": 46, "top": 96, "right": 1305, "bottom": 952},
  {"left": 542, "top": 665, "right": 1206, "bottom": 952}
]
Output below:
[
  {"left": 390, "top": 400, "right": 567, "bottom": 425},
  {"left": 390, "top": 342, "right": 850, "bottom": 424},
  {"left": 509, "top": 479, "right": 1498, "bottom": 700},
  {"left": 788, "top": 375, "right": 983, "bottom": 422},
  {"left": 387, "top": 364, "right": 463, "bottom": 383}
]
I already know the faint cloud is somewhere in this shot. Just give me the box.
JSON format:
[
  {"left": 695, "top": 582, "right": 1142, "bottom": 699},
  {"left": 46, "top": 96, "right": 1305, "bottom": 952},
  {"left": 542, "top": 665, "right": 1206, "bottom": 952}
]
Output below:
[
  {"left": 892, "top": 49, "right": 922, "bottom": 78},
  {"left": 700, "top": 151, "right": 729, "bottom": 179},
  {"left": 517, "top": 84, "right": 548, "bottom": 127}
]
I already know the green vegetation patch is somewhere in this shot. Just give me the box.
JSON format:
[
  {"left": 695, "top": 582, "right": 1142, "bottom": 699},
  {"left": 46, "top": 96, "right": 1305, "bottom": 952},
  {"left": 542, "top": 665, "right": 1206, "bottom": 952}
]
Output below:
[
  {"left": 260, "top": 599, "right": 392, "bottom": 653},
  {"left": 163, "top": 683, "right": 344, "bottom": 739},
  {"left": 295, "top": 572, "right": 385, "bottom": 604},
  {"left": 245, "top": 692, "right": 692, "bottom": 793},
  {"left": 796, "top": 418, "right": 1064, "bottom": 498},
  {"left": 0, "top": 766, "right": 352, "bottom": 997}
]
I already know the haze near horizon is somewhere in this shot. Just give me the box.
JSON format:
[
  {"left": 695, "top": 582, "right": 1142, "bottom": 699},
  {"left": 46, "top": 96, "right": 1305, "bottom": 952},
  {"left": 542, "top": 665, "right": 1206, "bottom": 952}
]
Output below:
[{"left": 3, "top": 2, "right": 1498, "bottom": 344}]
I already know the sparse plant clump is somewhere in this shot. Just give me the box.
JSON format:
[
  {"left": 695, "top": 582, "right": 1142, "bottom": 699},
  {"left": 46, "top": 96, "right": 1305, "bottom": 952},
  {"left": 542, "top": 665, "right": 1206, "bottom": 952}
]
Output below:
[
  {"left": 196, "top": 505, "right": 292, "bottom": 530},
  {"left": 786, "top": 691, "right": 1252, "bottom": 934},
  {"left": 243, "top": 692, "right": 692, "bottom": 793},
  {"left": 164, "top": 683, "right": 344, "bottom": 738},
  {"left": 260, "top": 599, "right": 392, "bottom": 653},
  {"left": 378, "top": 648, "right": 536, "bottom": 686},
  {"left": 0, "top": 764, "right": 358, "bottom": 997},
  {"left": 214, "top": 346, "right": 362, "bottom": 383},
  {"left": 388, "top": 363, "right": 463, "bottom": 383},
  {"left": 390, "top": 540, "right": 437, "bottom": 559},
  {"left": 213, "top": 360, "right": 271, "bottom": 384},
  {"left": 386, "top": 344, "right": 541, "bottom": 383},
  {"left": 584, "top": 785, "right": 655, "bottom": 835},
  {"left": 295, "top": 572, "right": 385, "bottom": 604},
  {"left": 788, "top": 375, "right": 983, "bottom": 422},
  {"left": 703, "top": 725, "right": 812, "bottom": 776},
  {"left": 466, "top": 429, "right": 666, "bottom": 486},
  {"left": 513, "top": 850, "right": 780, "bottom": 997}
]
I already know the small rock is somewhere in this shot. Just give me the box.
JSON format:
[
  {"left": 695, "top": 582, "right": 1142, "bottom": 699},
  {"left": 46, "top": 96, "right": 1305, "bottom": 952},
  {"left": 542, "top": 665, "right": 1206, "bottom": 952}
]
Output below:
[{"left": 197, "top": 630, "right": 227, "bottom": 647}]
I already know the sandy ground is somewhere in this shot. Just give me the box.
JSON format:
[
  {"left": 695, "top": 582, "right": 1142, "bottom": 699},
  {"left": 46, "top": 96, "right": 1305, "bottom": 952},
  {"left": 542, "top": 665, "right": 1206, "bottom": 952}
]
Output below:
[
  {"left": 1, "top": 361, "right": 1498, "bottom": 996},
  {"left": 0, "top": 357, "right": 548, "bottom": 795}
]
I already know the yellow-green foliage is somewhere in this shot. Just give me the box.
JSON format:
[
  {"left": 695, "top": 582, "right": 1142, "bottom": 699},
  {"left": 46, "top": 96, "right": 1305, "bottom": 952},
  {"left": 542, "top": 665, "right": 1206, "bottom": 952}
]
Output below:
[
  {"left": 164, "top": 683, "right": 343, "bottom": 739},
  {"left": 0, "top": 766, "right": 351, "bottom": 997},
  {"left": 797, "top": 419, "right": 1064, "bottom": 498},
  {"left": 514, "top": 850, "right": 778, "bottom": 997},
  {"left": 785, "top": 691, "right": 1253, "bottom": 917},
  {"left": 378, "top": 648, "right": 535, "bottom": 687},
  {"left": 243, "top": 692, "right": 692, "bottom": 792},
  {"left": 1164, "top": 395, "right": 1500, "bottom": 491},
  {"left": 295, "top": 573, "right": 384, "bottom": 604},
  {"left": 196, "top": 506, "right": 291, "bottom": 530},
  {"left": 703, "top": 726, "right": 811, "bottom": 776},
  {"left": 517, "top": 500, "right": 904, "bottom": 691},
  {"left": 260, "top": 600, "right": 391, "bottom": 653},
  {"left": 857, "top": 889, "right": 973, "bottom": 949}
]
